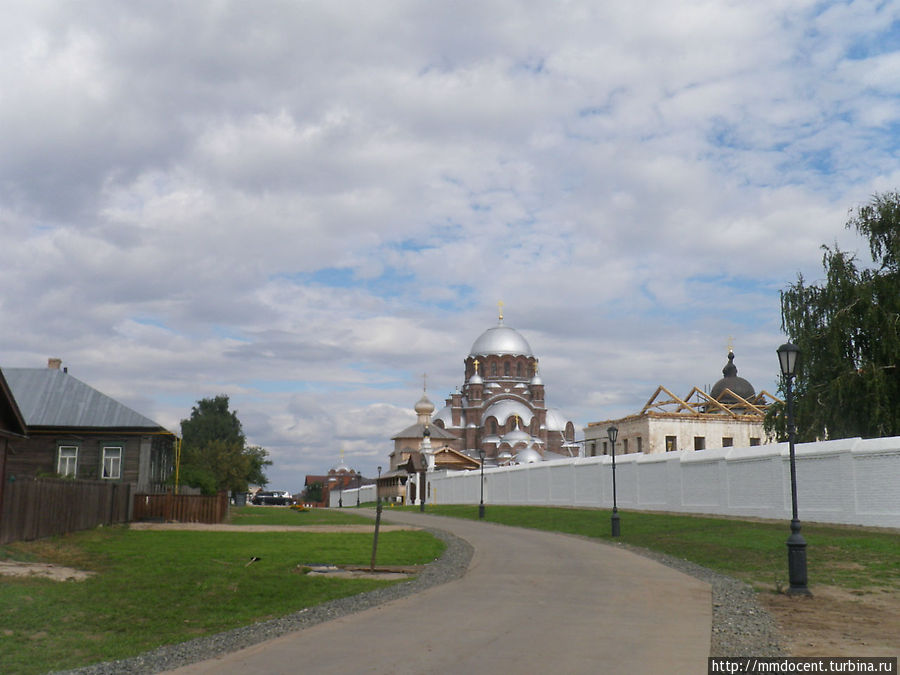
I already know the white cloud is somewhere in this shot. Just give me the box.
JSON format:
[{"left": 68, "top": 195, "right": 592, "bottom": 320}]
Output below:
[{"left": 1, "top": 0, "right": 898, "bottom": 490}]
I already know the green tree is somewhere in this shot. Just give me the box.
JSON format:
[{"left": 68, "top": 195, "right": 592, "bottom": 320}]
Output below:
[
  {"left": 179, "top": 395, "right": 272, "bottom": 494},
  {"left": 778, "top": 191, "right": 900, "bottom": 441},
  {"left": 303, "top": 481, "right": 323, "bottom": 503}
]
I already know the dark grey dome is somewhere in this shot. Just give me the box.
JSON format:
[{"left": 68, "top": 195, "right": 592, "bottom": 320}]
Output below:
[{"left": 710, "top": 351, "right": 756, "bottom": 403}]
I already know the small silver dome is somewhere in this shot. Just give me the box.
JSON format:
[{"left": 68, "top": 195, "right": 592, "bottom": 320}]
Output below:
[
  {"left": 515, "top": 445, "right": 542, "bottom": 464},
  {"left": 414, "top": 394, "right": 435, "bottom": 415}
]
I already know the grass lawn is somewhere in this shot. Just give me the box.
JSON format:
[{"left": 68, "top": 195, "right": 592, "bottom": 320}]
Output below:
[
  {"left": 0, "top": 509, "right": 443, "bottom": 674},
  {"left": 412, "top": 505, "right": 899, "bottom": 593}
]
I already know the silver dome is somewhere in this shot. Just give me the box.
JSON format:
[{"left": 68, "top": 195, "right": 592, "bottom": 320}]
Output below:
[
  {"left": 544, "top": 408, "right": 569, "bottom": 432},
  {"left": 515, "top": 445, "right": 543, "bottom": 464},
  {"left": 469, "top": 323, "right": 533, "bottom": 357},
  {"left": 483, "top": 399, "right": 534, "bottom": 426}
]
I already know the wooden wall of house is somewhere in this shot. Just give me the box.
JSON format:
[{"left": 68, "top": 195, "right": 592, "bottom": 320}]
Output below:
[{"left": 3, "top": 433, "right": 144, "bottom": 484}]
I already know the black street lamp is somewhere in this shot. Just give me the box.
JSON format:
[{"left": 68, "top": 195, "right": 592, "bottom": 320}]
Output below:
[
  {"left": 377, "top": 465, "right": 382, "bottom": 504},
  {"left": 478, "top": 448, "right": 486, "bottom": 519},
  {"left": 777, "top": 342, "right": 810, "bottom": 595},
  {"left": 608, "top": 425, "right": 620, "bottom": 537},
  {"left": 356, "top": 470, "right": 361, "bottom": 507}
]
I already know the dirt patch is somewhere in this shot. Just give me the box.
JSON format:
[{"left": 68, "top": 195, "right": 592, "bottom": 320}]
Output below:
[
  {"left": 0, "top": 561, "right": 94, "bottom": 582},
  {"left": 298, "top": 564, "right": 423, "bottom": 580},
  {"left": 760, "top": 586, "right": 900, "bottom": 657}
]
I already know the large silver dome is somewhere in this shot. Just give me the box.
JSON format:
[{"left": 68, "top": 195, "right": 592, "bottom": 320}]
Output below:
[{"left": 469, "top": 323, "right": 533, "bottom": 357}]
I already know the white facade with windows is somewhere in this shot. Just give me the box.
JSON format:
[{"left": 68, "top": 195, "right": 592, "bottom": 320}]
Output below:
[{"left": 584, "top": 350, "right": 778, "bottom": 456}]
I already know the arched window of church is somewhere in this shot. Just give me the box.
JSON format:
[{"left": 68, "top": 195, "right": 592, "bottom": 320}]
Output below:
[
  {"left": 517, "top": 363, "right": 522, "bottom": 377},
  {"left": 504, "top": 361, "right": 510, "bottom": 376},
  {"left": 491, "top": 362, "right": 497, "bottom": 376},
  {"left": 490, "top": 419, "right": 497, "bottom": 434}
]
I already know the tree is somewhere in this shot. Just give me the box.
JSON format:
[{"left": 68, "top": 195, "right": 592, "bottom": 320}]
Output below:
[
  {"left": 778, "top": 191, "right": 900, "bottom": 441},
  {"left": 303, "top": 481, "right": 323, "bottom": 504},
  {"left": 179, "top": 395, "right": 272, "bottom": 495}
]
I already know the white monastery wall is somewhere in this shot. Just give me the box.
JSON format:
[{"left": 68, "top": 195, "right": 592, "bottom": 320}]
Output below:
[{"left": 345, "top": 437, "right": 899, "bottom": 528}]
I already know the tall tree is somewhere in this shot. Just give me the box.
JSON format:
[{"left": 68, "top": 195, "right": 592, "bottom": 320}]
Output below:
[
  {"left": 779, "top": 191, "right": 900, "bottom": 441},
  {"left": 179, "top": 395, "right": 271, "bottom": 494}
]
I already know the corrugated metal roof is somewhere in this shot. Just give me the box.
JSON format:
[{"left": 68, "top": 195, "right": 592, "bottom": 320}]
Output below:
[{"left": 3, "top": 368, "right": 163, "bottom": 429}]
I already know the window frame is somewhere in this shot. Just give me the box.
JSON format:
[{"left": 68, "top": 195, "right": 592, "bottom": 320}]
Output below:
[
  {"left": 57, "top": 445, "right": 79, "bottom": 478},
  {"left": 101, "top": 445, "right": 124, "bottom": 480}
]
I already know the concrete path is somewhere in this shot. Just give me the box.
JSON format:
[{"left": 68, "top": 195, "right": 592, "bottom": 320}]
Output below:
[{"left": 168, "top": 511, "right": 711, "bottom": 675}]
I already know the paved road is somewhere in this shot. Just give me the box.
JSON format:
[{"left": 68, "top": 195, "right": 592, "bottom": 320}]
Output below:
[{"left": 169, "top": 511, "right": 711, "bottom": 674}]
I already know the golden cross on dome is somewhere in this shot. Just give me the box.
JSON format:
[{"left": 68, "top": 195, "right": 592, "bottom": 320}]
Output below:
[
  {"left": 339, "top": 448, "right": 344, "bottom": 462},
  {"left": 473, "top": 358, "right": 480, "bottom": 374},
  {"left": 422, "top": 372, "right": 427, "bottom": 391},
  {"left": 727, "top": 336, "right": 734, "bottom": 354},
  {"left": 497, "top": 300, "right": 504, "bottom": 322},
  {"left": 534, "top": 358, "right": 539, "bottom": 374}
]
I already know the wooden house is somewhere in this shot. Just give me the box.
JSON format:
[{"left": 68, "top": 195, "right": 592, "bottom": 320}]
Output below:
[{"left": 2, "top": 360, "right": 175, "bottom": 493}]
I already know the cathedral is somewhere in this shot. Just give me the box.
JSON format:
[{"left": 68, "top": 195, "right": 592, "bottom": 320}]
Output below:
[{"left": 387, "top": 311, "right": 577, "bottom": 478}]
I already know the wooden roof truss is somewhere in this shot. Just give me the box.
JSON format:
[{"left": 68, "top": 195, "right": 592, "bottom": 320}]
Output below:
[{"left": 639, "top": 385, "right": 781, "bottom": 419}]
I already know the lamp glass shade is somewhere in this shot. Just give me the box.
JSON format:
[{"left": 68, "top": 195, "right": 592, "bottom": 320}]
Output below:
[
  {"left": 607, "top": 425, "right": 618, "bottom": 444},
  {"left": 478, "top": 448, "right": 486, "bottom": 460},
  {"left": 777, "top": 343, "right": 800, "bottom": 377}
]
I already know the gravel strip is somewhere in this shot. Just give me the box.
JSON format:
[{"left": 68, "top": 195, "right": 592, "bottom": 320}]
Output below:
[{"left": 56, "top": 526, "right": 781, "bottom": 673}]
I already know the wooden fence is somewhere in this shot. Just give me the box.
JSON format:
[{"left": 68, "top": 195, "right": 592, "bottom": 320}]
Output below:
[
  {"left": 0, "top": 477, "right": 132, "bottom": 545},
  {"left": 132, "top": 491, "right": 229, "bottom": 524}
]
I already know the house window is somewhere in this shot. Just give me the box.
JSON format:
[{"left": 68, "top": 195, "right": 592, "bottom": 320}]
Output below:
[
  {"left": 749, "top": 437, "right": 761, "bottom": 446},
  {"left": 102, "top": 446, "right": 123, "bottom": 479},
  {"left": 665, "top": 436, "right": 677, "bottom": 452},
  {"left": 637, "top": 437, "right": 643, "bottom": 453},
  {"left": 58, "top": 445, "right": 78, "bottom": 477},
  {"left": 694, "top": 437, "right": 706, "bottom": 451},
  {"left": 602, "top": 441, "right": 608, "bottom": 455},
  {"left": 589, "top": 442, "right": 596, "bottom": 457},
  {"left": 623, "top": 438, "right": 629, "bottom": 453},
  {"left": 722, "top": 437, "right": 734, "bottom": 447}
]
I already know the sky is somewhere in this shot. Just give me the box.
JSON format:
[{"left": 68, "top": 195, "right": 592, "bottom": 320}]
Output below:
[{"left": 2, "top": 1, "right": 899, "bottom": 493}]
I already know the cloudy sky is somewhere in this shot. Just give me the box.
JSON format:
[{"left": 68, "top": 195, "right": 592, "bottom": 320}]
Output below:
[{"left": 2, "top": 1, "right": 898, "bottom": 492}]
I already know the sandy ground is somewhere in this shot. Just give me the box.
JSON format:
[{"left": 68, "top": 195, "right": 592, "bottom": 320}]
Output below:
[
  {"left": 760, "top": 586, "right": 899, "bottom": 657},
  {"left": 2, "top": 521, "right": 897, "bottom": 657}
]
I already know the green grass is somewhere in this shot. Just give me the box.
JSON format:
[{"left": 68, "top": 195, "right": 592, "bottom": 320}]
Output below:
[
  {"left": 0, "top": 518, "right": 443, "bottom": 674},
  {"left": 413, "top": 505, "right": 900, "bottom": 593}
]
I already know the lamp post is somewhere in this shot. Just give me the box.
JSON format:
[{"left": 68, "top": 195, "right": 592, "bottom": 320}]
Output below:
[
  {"left": 478, "top": 448, "right": 486, "bottom": 519},
  {"left": 356, "top": 470, "right": 361, "bottom": 507},
  {"left": 608, "top": 425, "right": 620, "bottom": 537},
  {"left": 377, "top": 466, "right": 382, "bottom": 504},
  {"left": 777, "top": 342, "right": 810, "bottom": 595}
]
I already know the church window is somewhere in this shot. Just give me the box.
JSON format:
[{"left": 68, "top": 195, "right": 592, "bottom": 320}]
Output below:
[
  {"left": 665, "top": 436, "right": 677, "bottom": 452},
  {"left": 517, "top": 363, "right": 523, "bottom": 377},
  {"left": 491, "top": 362, "right": 497, "bottom": 376},
  {"left": 504, "top": 362, "right": 510, "bottom": 376},
  {"left": 490, "top": 419, "right": 497, "bottom": 434}
]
